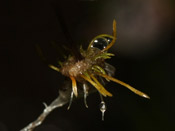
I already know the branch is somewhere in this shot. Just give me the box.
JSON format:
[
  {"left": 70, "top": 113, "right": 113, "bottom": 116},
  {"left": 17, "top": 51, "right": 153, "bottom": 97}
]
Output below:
[{"left": 20, "top": 89, "right": 70, "bottom": 131}]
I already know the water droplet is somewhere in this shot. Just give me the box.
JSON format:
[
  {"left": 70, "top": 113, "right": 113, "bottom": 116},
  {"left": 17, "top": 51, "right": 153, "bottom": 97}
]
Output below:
[{"left": 99, "top": 101, "right": 106, "bottom": 121}]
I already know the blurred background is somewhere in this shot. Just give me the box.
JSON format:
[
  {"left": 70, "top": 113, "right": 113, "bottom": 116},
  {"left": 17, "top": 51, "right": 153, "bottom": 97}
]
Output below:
[{"left": 0, "top": 0, "right": 174, "bottom": 131}]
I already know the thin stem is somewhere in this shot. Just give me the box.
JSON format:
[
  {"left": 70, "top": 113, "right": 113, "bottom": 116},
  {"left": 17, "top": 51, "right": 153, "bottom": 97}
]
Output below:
[
  {"left": 83, "top": 83, "right": 89, "bottom": 108},
  {"left": 70, "top": 76, "right": 78, "bottom": 97},
  {"left": 48, "top": 64, "right": 60, "bottom": 72},
  {"left": 97, "top": 73, "right": 150, "bottom": 99},
  {"left": 67, "top": 90, "right": 74, "bottom": 110},
  {"left": 80, "top": 74, "right": 112, "bottom": 97},
  {"left": 90, "top": 74, "right": 112, "bottom": 97},
  {"left": 101, "top": 20, "right": 117, "bottom": 52}
]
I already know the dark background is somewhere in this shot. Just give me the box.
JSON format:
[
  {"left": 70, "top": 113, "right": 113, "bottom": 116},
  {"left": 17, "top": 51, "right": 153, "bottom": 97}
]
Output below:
[{"left": 0, "top": 0, "right": 174, "bottom": 131}]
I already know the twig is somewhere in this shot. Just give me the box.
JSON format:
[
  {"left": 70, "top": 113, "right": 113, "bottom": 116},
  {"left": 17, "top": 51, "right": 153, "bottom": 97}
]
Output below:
[{"left": 20, "top": 90, "right": 70, "bottom": 131}]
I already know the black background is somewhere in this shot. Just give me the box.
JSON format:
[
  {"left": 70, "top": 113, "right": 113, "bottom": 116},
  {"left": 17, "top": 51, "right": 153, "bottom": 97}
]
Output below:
[{"left": 0, "top": 0, "right": 174, "bottom": 131}]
